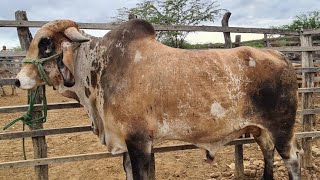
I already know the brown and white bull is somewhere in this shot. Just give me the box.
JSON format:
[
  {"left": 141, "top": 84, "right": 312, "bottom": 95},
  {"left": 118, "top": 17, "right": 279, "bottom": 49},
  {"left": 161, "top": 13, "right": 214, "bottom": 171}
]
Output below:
[{"left": 16, "top": 19, "right": 301, "bottom": 180}]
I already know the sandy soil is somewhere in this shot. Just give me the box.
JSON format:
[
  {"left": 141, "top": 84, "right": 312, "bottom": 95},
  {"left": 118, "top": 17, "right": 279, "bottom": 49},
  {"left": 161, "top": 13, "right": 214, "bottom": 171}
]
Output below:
[{"left": 0, "top": 86, "right": 319, "bottom": 180}]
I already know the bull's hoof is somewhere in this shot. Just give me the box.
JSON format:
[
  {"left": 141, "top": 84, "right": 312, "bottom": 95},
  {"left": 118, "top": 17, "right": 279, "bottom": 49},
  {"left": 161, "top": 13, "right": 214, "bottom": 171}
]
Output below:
[{"left": 204, "top": 150, "right": 215, "bottom": 163}]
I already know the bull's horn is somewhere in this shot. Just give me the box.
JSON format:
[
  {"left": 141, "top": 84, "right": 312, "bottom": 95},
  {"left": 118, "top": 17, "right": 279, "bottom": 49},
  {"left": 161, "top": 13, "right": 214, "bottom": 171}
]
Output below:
[{"left": 64, "top": 27, "right": 90, "bottom": 42}]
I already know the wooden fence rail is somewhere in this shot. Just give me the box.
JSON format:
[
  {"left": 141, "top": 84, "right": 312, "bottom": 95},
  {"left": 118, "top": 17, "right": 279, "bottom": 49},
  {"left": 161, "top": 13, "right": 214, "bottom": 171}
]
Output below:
[
  {"left": 237, "top": 36, "right": 320, "bottom": 46},
  {"left": 0, "top": 132, "right": 319, "bottom": 170},
  {"left": 0, "top": 51, "right": 26, "bottom": 57},
  {"left": 0, "top": 79, "right": 16, "bottom": 86},
  {"left": 0, "top": 101, "right": 81, "bottom": 113}
]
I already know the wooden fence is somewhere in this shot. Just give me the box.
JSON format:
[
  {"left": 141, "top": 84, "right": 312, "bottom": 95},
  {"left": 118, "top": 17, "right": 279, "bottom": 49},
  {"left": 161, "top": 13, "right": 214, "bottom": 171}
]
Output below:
[{"left": 1, "top": 10, "right": 320, "bottom": 180}]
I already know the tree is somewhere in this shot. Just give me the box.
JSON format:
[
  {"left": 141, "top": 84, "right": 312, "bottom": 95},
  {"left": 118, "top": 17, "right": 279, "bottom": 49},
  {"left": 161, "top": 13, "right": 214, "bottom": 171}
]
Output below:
[
  {"left": 13, "top": 46, "right": 22, "bottom": 51},
  {"left": 114, "top": 0, "right": 225, "bottom": 48},
  {"left": 277, "top": 10, "right": 320, "bottom": 30}
]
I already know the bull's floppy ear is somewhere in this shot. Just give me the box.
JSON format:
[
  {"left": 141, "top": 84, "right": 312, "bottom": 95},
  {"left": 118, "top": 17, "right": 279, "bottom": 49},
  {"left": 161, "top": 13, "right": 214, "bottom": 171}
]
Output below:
[
  {"left": 57, "top": 52, "right": 75, "bottom": 87},
  {"left": 58, "top": 42, "right": 76, "bottom": 87}
]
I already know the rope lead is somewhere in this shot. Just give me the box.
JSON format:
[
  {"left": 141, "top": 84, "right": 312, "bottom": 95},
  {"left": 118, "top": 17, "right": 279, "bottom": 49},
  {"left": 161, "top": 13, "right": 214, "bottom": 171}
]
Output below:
[
  {"left": 3, "top": 85, "right": 48, "bottom": 130},
  {"left": 3, "top": 85, "right": 48, "bottom": 160},
  {"left": 3, "top": 86, "right": 48, "bottom": 130}
]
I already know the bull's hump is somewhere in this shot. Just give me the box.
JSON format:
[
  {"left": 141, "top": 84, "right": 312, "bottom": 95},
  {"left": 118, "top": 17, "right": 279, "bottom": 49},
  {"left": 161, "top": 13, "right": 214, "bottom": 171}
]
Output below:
[{"left": 106, "top": 19, "right": 156, "bottom": 42}]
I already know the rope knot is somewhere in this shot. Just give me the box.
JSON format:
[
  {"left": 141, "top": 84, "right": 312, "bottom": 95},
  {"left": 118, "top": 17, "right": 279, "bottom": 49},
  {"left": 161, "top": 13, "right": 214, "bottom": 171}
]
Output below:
[
  {"left": 22, "top": 114, "right": 32, "bottom": 121},
  {"left": 34, "top": 60, "right": 41, "bottom": 66}
]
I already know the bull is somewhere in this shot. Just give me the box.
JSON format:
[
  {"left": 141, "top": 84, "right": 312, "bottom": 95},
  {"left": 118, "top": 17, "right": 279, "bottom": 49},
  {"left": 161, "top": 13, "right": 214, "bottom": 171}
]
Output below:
[{"left": 15, "top": 19, "right": 301, "bottom": 180}]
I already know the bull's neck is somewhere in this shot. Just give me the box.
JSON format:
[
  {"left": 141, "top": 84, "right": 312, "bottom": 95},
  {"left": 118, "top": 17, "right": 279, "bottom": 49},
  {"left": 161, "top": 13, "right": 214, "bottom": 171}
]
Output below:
[{"left": 58, "top": 37, "right": 104, "bottom": 106}]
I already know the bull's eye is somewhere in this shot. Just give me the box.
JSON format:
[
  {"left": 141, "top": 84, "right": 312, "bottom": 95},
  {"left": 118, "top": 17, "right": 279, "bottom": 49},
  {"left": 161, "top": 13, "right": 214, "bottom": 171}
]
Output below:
[{"left": 38, "top": 36, "right": 55, "bottom": 58}]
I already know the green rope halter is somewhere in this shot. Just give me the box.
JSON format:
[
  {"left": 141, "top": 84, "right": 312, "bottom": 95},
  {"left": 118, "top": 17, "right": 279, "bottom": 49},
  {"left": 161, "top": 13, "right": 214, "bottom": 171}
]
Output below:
[
  {"left": 3, "top": 86, "right": 48, "bottom": 130},
  {"left": 22, "top": 52, "right": 63, "bottom": 86}
]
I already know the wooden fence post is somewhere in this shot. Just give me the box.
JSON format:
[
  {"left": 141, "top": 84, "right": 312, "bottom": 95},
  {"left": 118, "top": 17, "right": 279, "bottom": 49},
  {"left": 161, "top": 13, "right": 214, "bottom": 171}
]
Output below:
[
  {"left": 235, "top": 35, "right": 241, "bottom": 47},
  {"left": 15, "top": 11, "right": 32, "bottom": 50},
  {"left": 222, "top": 13, "right": 244, "bottom": 179},
  {"left": 222, "top": 11, "right": 232, "bottom": 48},
  {"left": 233, "top": 34, "right": 246, "bottom": 179},
  {"left": 263, "top": 34, "right": 270, "bottom": 47},
  {"left": 15, "top": 10, "right": 48, "bottom": 180},
  {"left": 300, "top": 31, "right": 315, "bottom": 169}
]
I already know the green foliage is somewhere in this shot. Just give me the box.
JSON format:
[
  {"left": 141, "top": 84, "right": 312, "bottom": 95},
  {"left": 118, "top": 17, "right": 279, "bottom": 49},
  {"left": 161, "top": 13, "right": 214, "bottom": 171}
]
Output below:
[
  {"left": 241, "top": 41, "right": 264, "bottom": 48},
  {"left": 180, "top": 42, "right": 211, "bottom": 49},
  {"left": 114, "top": 0, "right": 225, "bottom": 48},
  {"left": 275, "top": 10, "right": 320, "bottom": 30},
  {"left": 13, "top": 46, "right": 22, "bottom": 51}
]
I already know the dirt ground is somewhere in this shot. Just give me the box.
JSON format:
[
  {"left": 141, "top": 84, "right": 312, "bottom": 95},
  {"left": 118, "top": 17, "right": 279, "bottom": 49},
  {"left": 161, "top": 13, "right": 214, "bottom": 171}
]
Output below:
[{"left": 0, "top": 86, "right": 319, "bottom": 180}]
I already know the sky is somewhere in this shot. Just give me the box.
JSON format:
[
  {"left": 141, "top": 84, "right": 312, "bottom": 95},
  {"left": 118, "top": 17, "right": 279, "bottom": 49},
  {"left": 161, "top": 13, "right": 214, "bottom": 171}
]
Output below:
[{"left": 0, "top": 0, "right": 319, "bottom": 48}]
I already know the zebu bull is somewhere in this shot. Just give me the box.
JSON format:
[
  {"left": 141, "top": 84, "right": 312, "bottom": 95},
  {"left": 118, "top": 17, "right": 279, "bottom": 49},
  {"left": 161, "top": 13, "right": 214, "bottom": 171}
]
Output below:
[{"left": 15, "top": 19, "right": 301, "bottom": 180}]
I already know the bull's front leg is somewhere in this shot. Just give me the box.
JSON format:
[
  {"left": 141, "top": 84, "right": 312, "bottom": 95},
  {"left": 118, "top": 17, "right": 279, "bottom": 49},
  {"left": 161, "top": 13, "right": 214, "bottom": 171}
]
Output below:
[
  {"left": 125, "top": 133, "right": 153, "bottom": 180},
  {"left": 123, "top": 152, "right": 133, "bottom": 180}
]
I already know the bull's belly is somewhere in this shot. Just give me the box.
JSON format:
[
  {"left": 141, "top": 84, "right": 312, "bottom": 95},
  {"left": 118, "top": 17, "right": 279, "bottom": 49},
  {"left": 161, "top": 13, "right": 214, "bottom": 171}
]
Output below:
[
  {"left": 153, "top": 116, "right": 257, "bottom": 153},
  {"left": 154, "top": 115, "right": 256, "bottom": 145}
]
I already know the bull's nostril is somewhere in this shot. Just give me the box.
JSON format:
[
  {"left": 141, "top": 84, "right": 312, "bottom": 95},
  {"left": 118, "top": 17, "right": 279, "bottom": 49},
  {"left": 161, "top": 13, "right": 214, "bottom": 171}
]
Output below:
[{"left": 15, "top": 79, "right": 21, "bottom": 87}]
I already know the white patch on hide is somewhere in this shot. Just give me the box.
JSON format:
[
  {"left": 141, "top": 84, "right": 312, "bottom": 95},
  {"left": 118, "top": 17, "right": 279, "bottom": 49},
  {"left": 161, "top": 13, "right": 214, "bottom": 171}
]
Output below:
[
  {"left": 16, "top": 70, "right": 37, "bottom": 89},
  {"left": 158, "top": 113, "right": 171, "bottom": 135},
  {"left": 134, "top": 50, "right": 142, "bottom": 63},
  {"left": 249, "top": 57, "right": 256, "bottom": 67},
  {"left": 159, "top": 120, "right": 170, "bottom": 135},
  {"left": 210, "top": 102, "right": 226, "bottom": 118},
  {"left": 111, "top": 98, "right": 116, "bottom": 105}
]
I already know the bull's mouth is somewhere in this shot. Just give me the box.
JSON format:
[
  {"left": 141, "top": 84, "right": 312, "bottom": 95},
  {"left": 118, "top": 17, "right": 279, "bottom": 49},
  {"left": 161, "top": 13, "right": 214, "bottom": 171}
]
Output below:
[{"left": 16, "top": 83, "right": 41, "bottom": 90}]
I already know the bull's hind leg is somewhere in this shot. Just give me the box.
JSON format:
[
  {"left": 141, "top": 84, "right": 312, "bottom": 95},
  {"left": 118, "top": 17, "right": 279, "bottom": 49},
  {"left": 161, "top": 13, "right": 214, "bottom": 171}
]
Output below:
[
  {"left": 252, "top": 129, "right": 275, "bottom": 180},
  {"left": 271, "top": 131, "right": 301, "bottom": 180},
  {"left": 125, "top": 134, "right": 152, "bottom": 180}
]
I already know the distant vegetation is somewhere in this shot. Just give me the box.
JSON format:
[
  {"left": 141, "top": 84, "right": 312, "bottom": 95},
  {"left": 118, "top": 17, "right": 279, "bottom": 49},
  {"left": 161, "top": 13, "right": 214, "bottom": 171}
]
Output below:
[
  {"left": 241, "top": 41, "right": 264, "bottom": 48},
  {"left": 274, "top": 10, "right": 320, "bottom": 30},
  {"left": 180, "top": 42, "right": 219, "bottom": 49},
  {"left": 114, "top": 0, "right": 226, "bottom": 48},
  {"left": 13, "top": 46, "right": 22, "bottom": 51}
]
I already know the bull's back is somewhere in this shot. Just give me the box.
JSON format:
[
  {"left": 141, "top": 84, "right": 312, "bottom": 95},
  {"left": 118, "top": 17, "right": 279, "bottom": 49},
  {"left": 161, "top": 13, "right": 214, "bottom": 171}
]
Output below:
[{"left": 138, "top": 45, "right": 297, "bottom": 114}]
